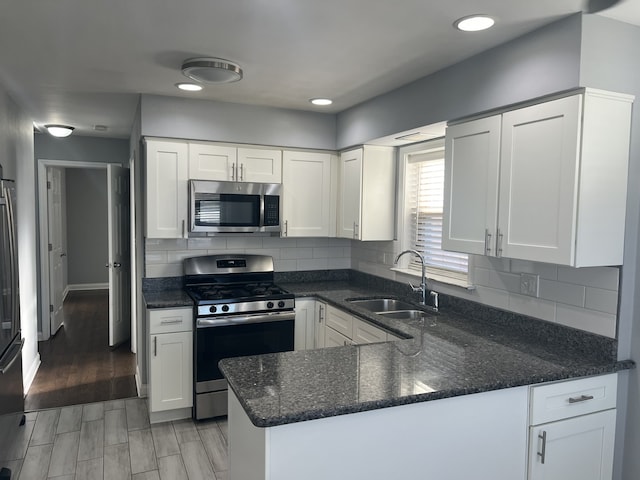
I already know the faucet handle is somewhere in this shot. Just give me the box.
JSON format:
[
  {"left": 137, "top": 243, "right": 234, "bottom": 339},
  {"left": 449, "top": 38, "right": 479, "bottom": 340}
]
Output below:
[
  {"left": 409, "top": 282, "right": 423, "bottom": 292},
  {"left": 430, "top": 291, "right": 439, "bottom": 311}
]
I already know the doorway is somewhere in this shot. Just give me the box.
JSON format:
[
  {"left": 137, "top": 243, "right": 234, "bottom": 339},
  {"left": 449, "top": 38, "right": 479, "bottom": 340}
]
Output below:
[{"left": 34, "top": 159, "right": 134, "bottom": 408}]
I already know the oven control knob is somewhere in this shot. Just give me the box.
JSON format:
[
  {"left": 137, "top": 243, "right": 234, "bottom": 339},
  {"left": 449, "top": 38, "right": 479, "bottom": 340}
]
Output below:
[
  {"left": 209, "top": 306, "right": 217, "bottom": 313},
  {"left": 267, "top": 301, "right": 274, "bottom": 309},
  {"left": 222, "top": 305, "right": 230, "bottom": 312},
  {"left": 278, "top": 301, "right": 285, "bottom": 308}
]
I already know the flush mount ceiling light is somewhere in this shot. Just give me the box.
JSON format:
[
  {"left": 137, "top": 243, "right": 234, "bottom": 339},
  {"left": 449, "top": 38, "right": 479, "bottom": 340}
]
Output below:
[
  {"left": 454, "top": 15, "right": 495, "bottom": 32},
  {"left": 181, "top": 57, "right": 243, "bottom": 84},
  {"left": 45, "top": 124, "right": 74, "bottom": 138},
  {"left": 176, "top": 82, "right": 203, "bottom": 92},
  {"left": 310, "top": 98, "right": 333, "bottom": 106}
]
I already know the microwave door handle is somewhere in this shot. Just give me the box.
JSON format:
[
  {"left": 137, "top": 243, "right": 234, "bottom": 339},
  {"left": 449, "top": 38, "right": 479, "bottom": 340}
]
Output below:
[{"left": 259, "top": 195, "right": 265, "bottom": 227}]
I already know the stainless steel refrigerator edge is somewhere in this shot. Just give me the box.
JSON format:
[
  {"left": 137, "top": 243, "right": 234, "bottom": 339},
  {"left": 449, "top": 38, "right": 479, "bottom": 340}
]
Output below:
[{"left": 0, "top": 167, "right": 25, "bottom": 478}]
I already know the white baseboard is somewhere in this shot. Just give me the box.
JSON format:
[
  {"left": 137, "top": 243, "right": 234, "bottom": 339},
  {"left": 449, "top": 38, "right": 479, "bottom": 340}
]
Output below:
[
  {"left": 150, "top": 407, "right": 192, "bottom": 425},
  {"left": 67, "top": 283, "right": 109, "bottom": 291},
  {"left": 23, "top": 353, "right": 41, "bottom": 395},
  {"left": 63, "top": 285, "right": 70, "bottom": 301}
]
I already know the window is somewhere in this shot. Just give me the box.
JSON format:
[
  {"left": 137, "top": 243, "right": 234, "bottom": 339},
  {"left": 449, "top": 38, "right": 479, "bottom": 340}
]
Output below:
[{"left": 402, "top": 141, "right": 469, "bottom": 286}]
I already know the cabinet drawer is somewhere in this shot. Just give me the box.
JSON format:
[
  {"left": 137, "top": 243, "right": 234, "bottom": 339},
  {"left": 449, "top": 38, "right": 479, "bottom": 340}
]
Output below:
[
  {"left": 352, "top": 318, "right": 387, "bottom": 345},
  {"left": 325, "top": 326, "right": 353, "bottom": 347},
  {"left": 325, "top": 305, "right": 354, "bottom": 338},
  {"left": 530, "top": 374, "right": 617, "bottom": 425},
  {"left": 149, "top": 308, "right": 193, "bottom": 334}
]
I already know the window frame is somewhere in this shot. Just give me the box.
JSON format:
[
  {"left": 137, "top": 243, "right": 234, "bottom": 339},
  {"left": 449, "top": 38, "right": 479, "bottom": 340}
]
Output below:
[{"left": 394, "top": 138, "right": 472, "bottom": 288}]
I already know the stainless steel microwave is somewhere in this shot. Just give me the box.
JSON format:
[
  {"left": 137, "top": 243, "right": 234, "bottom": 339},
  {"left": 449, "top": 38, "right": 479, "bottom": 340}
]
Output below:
[{"left": 189, "top": 180, "right": 281, "bottom": 233}]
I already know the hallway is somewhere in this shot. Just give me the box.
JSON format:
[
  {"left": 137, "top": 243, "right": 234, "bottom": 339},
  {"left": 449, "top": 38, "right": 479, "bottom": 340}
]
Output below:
[{"left": 25, "top": 290, "right": 137, "bottom": 411}]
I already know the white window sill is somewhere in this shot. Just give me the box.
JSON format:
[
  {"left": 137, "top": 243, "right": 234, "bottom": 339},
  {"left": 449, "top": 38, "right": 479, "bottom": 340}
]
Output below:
[{"left": 390, "top": 267, "right": 475, "bottom": 290}]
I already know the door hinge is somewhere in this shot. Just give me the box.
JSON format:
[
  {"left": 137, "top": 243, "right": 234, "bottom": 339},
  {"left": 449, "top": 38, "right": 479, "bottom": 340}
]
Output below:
[
  {"left": 47, "top": 181, "right": 51, "bottom": 189},
  {"left": 48, "top": 243, "right": 53, "bottom": 252},
  {"left": 49, "top": 304, "right": 54, "bottom": 313}
]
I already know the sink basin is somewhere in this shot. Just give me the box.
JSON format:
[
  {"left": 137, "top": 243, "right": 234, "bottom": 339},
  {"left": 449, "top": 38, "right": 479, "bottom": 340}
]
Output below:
[
  {"left": 348, "top": 298, "right": 415, "bottom": 312},
  {"left": 377, "top": 310, "right": 435, "bottom": 320}
]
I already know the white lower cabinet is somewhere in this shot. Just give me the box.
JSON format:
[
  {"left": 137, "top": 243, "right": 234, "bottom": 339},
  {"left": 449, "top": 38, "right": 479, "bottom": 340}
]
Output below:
[
  {"left": 294, "top": 298, "right": 316, "bottom": 350},
  {"left": 325, "top": 304, "right": 391, "bottom": 346},
  {"left": 147, "top": 307, "right": 193, "bottom": 422},
  {"left": 527, "top": 374, "right": 617, "bottom": 480}
]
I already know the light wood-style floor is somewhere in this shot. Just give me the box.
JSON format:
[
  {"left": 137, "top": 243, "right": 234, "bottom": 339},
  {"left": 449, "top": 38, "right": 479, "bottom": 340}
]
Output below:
[
  {"left": 0, "top": 397, "right": 229, "bottom": 480},
  {"left": 25, "top": 290, "right": 137, "bottom": 411}
]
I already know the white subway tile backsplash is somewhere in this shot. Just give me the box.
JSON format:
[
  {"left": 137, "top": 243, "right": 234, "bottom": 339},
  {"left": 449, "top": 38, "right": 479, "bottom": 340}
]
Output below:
[
  {"left": 313, "top": 247, "right": 348, "bottom": 259},
  {"left": 297, "top": 258, "right": 329, "bottom": 270},
  {"left": 167, "top": 249, "right": 208, "bottom": 264},
  {"left": 508, "top": 294, "right": 556, "bottom": 322},
  {"left": 585, "top": 287, "right": 619, "bottom": 315},
  {"left": 555, "top": 304, "right": 617, "bottom": 338},
  {"left": 510, "top": 260, "right": 558, "bottom": 280},
  {"left": 281, "top": 248, "right": 313, "bottom": 260},
  {"left": 225, "top": 236, "right": 263, "bottom": 249},
  {"left": 296, "top": 238, "right": 332, "bottom": 248},
  {"left": 470, "top": 255, "right": 511, "bottom": 272},
  {"left": 538, "top": 279, "right": 585, "bottom": 307},
  {"left": 274, "top": 259, "right": 297, "bottom": 271},
  {"left": 145, "top": 263, "right": 183, "bottom": 278},
  {"left": 245, "top": 248, "right": 282, "bottom": 259},
  {"left": 187, "top": 237, "right": 227, "bottom": 250},
  {"left": 327, "top": 257, "right": 351, "bottom": 269},
  {"left": 474, "top": 268, "right": 521, "bottom": 293},
  {"left": 145, "top": 251, "right": 167, "bottom": 264},
  {"left": 145, "top": 239, "right": 187, "bottom": 251},
  {"left": 262, "top": 237, "right": 296, "bottom": 248},
  {"left": 557, "top": 266, "right": 620, "bottom": 290}
]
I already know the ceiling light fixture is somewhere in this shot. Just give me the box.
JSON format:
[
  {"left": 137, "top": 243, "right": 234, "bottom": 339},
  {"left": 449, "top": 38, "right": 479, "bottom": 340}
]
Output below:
[
  {"left": 454, "top": 15, "right": 495, "bottom": 32},
  {"left": 181, "top": 57, "right": 243, "bottom": 84},
  {"left": 176, "top": 82, "right": 203, "bottom": 92},
  {"left": 310, "top": 98, "right": 333, "bottom": 106},
  {"left": 45, "top": 124, "right": 75, "bottom": 138}
]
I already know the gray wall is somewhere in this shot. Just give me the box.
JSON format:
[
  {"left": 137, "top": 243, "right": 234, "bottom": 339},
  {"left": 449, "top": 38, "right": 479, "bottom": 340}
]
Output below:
[
  {"left": 336, "top": 14, "right": 583, "bottom": 149},
  {"left": 140, "top": 95, "right": 337, "bottom": 150},
  {"left": 35, "top": 134, "right": 129, "bottom": 165},
  {"left": 0, "top": 85, "right": 38, "bottom": 391},
  {"left": 65, "top": 168, "right": 108, "bottom": 286},
  {"left": 578, "top": 15, "right": 640, "bottom": 480}
]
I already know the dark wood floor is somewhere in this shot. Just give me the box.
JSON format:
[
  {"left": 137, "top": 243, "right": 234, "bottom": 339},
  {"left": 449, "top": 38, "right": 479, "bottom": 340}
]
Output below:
[{"left": 25, "top": 290, "right": 137, "bottom": 411}]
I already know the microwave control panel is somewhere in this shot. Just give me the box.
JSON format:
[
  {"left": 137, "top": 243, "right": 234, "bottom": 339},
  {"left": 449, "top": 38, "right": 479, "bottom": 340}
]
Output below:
[{"left": 264, "top": 196, "right": 280, "bottom": 226}]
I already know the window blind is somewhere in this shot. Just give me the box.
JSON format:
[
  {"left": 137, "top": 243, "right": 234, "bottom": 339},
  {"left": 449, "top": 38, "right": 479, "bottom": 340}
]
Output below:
[{"left": 406, "top": 149, "right": 468, "bottom": 283}]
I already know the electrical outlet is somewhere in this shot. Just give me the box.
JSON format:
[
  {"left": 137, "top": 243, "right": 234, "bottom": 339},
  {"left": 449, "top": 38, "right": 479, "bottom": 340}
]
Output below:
[{"left": 520, "top": 273, "right": 539, "bottom": 297}]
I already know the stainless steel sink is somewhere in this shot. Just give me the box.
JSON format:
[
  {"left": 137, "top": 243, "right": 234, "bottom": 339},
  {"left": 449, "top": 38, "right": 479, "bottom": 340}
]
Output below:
[
  {"left": 377, "top": 310, "right": 435, "bottom": 320},
  {"left": 348, "top": 298, "right": 415, "bottom": 313}
]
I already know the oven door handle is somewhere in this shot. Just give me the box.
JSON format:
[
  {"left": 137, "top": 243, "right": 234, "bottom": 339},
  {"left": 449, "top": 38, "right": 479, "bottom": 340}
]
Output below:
[{"left": 197, "top": 311, "right": 296, "bottom": 328}]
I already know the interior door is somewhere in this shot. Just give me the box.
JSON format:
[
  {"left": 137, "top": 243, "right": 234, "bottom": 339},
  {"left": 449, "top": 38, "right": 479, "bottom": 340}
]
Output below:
[
  {"left": 47, "top": 167, "right": 65, "bottom": 335},
  {"left": 107, "top": 164, "right": 130, "bottom": 347}
]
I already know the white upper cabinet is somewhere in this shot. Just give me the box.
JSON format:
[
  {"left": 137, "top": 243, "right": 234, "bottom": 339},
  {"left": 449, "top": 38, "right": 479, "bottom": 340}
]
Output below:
[
  {"left": 188, "top": 143, "right": 282, "bottom": 183},
  {"left": 338, "top": 146, "right": 396, "bottom": 241},
  {"left": 282, "top": 151, "right": 336, "bottom": 237},
  {"left": 443, "top": 89, "right": 633, "bottom": 267},
  {"left": 145, "top": 138, "right": 189, "bottom": 239}
]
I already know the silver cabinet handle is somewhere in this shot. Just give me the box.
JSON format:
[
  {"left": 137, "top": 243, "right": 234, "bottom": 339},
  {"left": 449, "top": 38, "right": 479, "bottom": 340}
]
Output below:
[
  {"left": 113, "top": 262, "right": 122, "bottom": 268},
  {"left": 538, "top": 431, "right": 547, "bottom": 464},
  {"left": 153, "top": 336, "right": 157, "bottom": 356},
  {"left": 353, "top": 222, "right": 359, "bottom": 239},
  {"left": 231, "top": 163, "right": 236, "bottom": 181},
  {"left": 496, "top": 228, "right": 503, "bottom": 257},
  {"left": 160, "top": 319, "right": 183, "bottom": 325},
  {"left": 182, "top": 219, "right": 186, "bottom": 238},
  {"left": 485, "top": 229, "right": 492, "bottom": 255},
  {"left": 284, "top": 220, "right": 288, "bottom": 237},
  {"left": 318, "top": 305, "right": 324, "bottom": 323},
  {"left": 568, "top": 394, "right": 595, "bottom": 404},
  {"left": 240, "top": 163, "right": 244, "bottom": 181}
]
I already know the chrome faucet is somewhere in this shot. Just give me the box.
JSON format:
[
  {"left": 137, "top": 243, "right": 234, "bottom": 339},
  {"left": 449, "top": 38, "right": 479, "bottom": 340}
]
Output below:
[{"left": 394, "top": 249, "right": 438, "bottom": 311}]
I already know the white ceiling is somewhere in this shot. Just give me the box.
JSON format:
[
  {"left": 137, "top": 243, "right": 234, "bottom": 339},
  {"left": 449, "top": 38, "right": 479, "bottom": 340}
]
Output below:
[{"left": 0, "top": 0, "right": 638, "bottom": 139}]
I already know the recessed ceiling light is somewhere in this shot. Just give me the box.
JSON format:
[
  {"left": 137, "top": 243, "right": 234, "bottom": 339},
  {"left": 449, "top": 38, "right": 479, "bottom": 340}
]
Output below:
[
  {"left": 181, "top": 57, "right": 243, "bottom": 84},
  {"left": 454, "top": 15, "right": 495, "bottom": 32},
  {"left": 310, "top": 98, "right": 333, "bottom": 106},
  {"left": 176, "top": 82, "right": 203, "bottom": 92},
  {"left": 45, "top": 124, "right": 75, "bottom": 138}
]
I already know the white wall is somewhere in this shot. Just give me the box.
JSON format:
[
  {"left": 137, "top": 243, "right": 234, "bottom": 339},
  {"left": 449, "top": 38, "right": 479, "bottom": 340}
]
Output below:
[{"left": 0, "top": 85, "right": 39, "bottom": 392}]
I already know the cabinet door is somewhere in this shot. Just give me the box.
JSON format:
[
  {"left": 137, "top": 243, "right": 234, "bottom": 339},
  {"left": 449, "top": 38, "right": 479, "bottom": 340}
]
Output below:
[
  {"left": 145, "top": 139, "right": 189, "bottom": 238},
  {"left": 149, "top": 331, "right": 193, "bottom": 412},
  {"left": 528, "top": 409, "right": 615, "bottom": 480},
  {"left": 237, "top": 147, "right": 282, "bottom": 183},
  {"left": 443, "top": 116, "right": 501, "bottom": 256},
  {"left": 338, "top": 149, "right": 363, "bottom": 239},
  {"left": 189, "top": 143, "right": 236, "bottom": 181},
  {"left": 282, "top": 151, "right": 332, "bottom": 237},
  {"left": 498, "top": 95, "right": 581, "bottom": 264},
  {"left": 294, "top": 299, "right": 316, "bottom": 351},
  {"left": 352, "top": 318, "right": 387, "bottom": 345},
  {"left": 325, "top": 326, "right": 352, "bottom": 347},
  {"left": 314, "top": 302, "right": 327, "bottom": 349},
  {"left": 325, "top": 305, "right": 354, "bottom": 339}
]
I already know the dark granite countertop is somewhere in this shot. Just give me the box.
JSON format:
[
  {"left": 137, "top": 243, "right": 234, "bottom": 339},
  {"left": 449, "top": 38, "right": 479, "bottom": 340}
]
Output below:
[
  {"left": 143, "top": 289, "right": 193, "bottom": 309},
  {"left": 220, "top": 280, "right": 634, "bottom": 428}
]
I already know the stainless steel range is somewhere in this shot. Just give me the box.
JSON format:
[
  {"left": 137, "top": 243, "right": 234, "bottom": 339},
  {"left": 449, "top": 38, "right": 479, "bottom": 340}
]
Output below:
[{"left": 184, "top": 254, "right": 295, "bottom": 420}]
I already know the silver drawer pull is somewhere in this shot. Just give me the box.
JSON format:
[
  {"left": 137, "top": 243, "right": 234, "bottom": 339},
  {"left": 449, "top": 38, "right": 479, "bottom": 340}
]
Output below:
[
  {"left": 568, "top": 394, "right": 595, "bottom": 404},
  {"left": 160, "top": 319, "right": 183, "bottom": 325},
  {"left": 538, "top": 431, "right": 547, "bottom": 464}
]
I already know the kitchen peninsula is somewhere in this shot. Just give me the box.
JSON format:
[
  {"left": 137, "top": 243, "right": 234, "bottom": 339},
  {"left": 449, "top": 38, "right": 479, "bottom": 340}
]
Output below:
[{"left": 218, "top": 274, "right": 632, "bottom": 480}]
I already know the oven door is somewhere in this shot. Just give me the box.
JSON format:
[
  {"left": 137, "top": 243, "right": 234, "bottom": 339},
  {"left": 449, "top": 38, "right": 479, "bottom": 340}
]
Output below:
[{"left": 194, "top": 312, "right": 294, "bottom": 418}]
